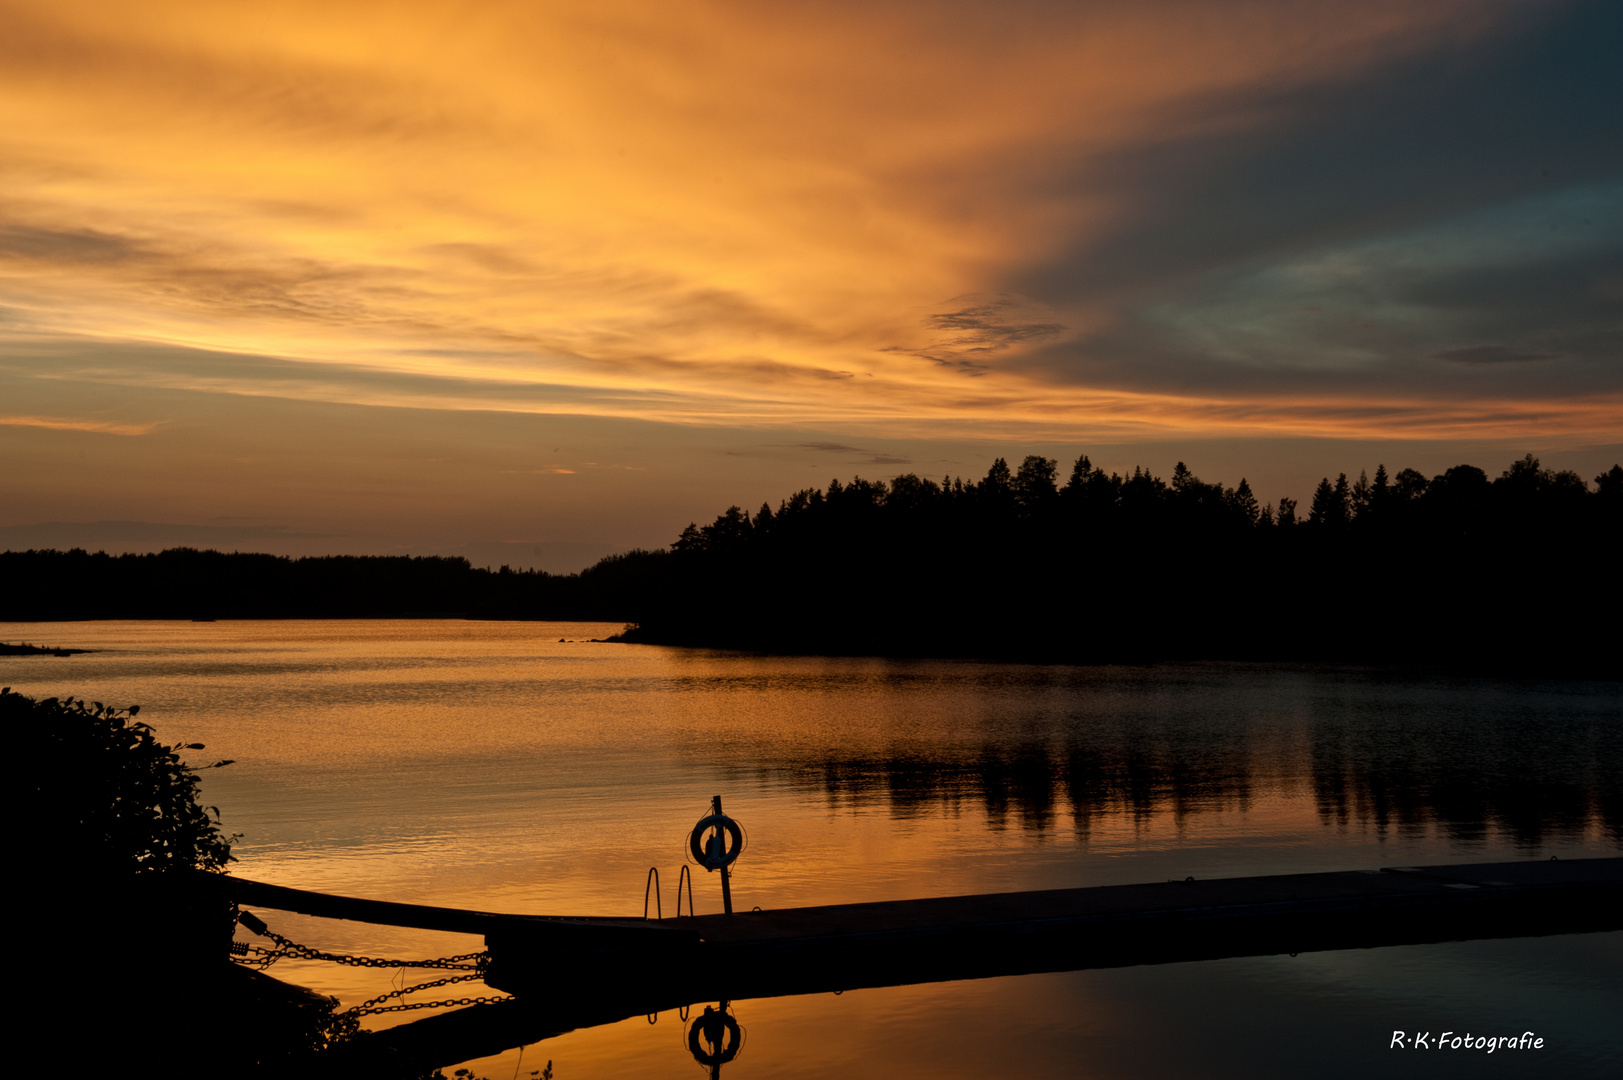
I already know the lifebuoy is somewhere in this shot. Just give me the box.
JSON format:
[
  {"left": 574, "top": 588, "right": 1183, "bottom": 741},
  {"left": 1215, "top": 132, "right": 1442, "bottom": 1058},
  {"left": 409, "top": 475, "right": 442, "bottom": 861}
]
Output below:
[
  {"left": 687, "top": 1007, "right": 741, "bottom": 1066},
  {"left": 689, "top": 813, "right": 744, "bottom": 870}
]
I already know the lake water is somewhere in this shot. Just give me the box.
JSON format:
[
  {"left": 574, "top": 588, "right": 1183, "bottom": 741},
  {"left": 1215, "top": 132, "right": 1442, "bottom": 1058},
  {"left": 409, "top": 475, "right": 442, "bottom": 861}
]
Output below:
[{"left": 4, "top": 620, "right": 1620, "bottom": 1078}]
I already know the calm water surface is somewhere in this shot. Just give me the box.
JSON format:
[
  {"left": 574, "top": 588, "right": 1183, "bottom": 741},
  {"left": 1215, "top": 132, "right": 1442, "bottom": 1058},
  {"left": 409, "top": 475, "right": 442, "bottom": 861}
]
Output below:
[{"left": 5, "top": 620, "right": 1620, "bottom": 1078}]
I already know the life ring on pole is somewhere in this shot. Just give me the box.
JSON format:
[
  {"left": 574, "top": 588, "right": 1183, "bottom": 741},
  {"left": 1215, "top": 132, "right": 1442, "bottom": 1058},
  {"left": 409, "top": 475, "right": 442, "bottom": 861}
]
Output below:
[
  {"left": 690, "top": 813, "right": 744, "bottom": 871},
  {"left": 688, "top": 1007, "right": 742, "bottom": 1067}
]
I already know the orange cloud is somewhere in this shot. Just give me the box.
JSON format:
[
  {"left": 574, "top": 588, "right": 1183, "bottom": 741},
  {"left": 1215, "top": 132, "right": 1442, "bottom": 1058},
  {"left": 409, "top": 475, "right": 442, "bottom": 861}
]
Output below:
[
  {"left": 4, "top": 0, "right": 1599, "bottom": 441},
  {"left": 0, "top": 413, "right": 161, "bottom": 435}
]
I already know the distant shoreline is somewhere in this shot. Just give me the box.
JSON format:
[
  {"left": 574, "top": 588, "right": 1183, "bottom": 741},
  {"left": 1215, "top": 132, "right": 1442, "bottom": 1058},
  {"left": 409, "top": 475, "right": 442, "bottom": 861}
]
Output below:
[
  {"left": 0, "top": 641, "right": 92, "bottom": 656},
  {"left": 5, "top": 453, "right": 1618, "bottom": 679},
  {"left": 1, "top": 621, "right": 1615, "bottom": 681}
]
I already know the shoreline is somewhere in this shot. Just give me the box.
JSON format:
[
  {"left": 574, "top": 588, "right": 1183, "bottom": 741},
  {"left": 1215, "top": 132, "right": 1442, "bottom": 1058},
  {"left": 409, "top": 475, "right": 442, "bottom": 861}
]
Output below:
[{"left": 0, "top": 641, "right": 92, "bottom": 656}]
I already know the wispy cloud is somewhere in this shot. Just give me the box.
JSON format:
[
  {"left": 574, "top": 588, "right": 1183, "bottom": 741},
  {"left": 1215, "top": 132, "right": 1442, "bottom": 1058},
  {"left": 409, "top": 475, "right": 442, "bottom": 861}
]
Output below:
[
  {"left": 0, "top": 520, "right": 337, "bottom": 546},
  {"left": 886, "top": 294, "right": 1067, "bottom": 375},
  {"left": 793, "top": 441, "right": 913, "bottom": 466},
  {"left": 0, "top": 0, "right": 1615, "bottom": 442},
  {"left": 1431, "top": 346, "right": 1556, "bottom": 365},
  {"left": 0, "top": 414, "right": 160, "bottom": 435},
  {"left": 6, "top": 335, "right": 1616, "bottom": 444}
]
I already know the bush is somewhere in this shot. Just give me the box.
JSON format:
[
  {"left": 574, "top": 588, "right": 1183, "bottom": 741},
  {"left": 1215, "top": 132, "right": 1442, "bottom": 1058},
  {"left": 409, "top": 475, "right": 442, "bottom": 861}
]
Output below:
[
  {"left": 4, "top": 687, "right": 236, "bottom": 879},
  {"left": 6, "top": 689, "right": 359, "bottom": 1074}
]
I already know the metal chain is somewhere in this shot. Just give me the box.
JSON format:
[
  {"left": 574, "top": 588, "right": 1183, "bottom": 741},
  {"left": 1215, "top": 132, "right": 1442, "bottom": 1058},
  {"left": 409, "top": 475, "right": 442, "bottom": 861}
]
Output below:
[
  {"left": 230, "top": 911, "right": 510, "bottom": 1016},
  {"left": 351, "top": 995, "right": 514, "bottom": 1016},
  {"left": 233, "top": 923, "right": 487, "bottom": 971},
  {"left": 232, "top": 915, "right": 486, "bottom": 974},
  {"left": 345, "top": 971, "right": 486, "bottom": 1015}
]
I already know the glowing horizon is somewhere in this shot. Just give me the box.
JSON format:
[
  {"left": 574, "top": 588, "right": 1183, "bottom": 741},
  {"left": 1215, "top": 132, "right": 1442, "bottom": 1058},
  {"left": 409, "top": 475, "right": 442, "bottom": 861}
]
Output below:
[{"left": 3, "top": 1, "right": 1619, "bottom": 562}]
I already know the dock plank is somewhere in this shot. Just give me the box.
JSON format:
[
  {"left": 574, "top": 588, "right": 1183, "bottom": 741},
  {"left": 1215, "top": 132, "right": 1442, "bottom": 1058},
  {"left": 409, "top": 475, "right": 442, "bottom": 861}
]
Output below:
[
  {"left": 209, "top": 859, "right": 1620, "bottom": 1009},
  {"left": 483, "top": 858, "right": 1622, "bottom": 1002}
]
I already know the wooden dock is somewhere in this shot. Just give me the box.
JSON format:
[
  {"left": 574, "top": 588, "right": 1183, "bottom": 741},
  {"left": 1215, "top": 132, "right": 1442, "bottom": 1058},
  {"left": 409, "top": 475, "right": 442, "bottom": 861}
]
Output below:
[
  {"left": 230, "top": 857, "right": 1619, "bottom": 1080},
  {"left": 218, "top": 856, "right": 1622, "bottom": 1006},
  {"left": 481, "top": 857, "right": 1622, "bottom": 1002}
]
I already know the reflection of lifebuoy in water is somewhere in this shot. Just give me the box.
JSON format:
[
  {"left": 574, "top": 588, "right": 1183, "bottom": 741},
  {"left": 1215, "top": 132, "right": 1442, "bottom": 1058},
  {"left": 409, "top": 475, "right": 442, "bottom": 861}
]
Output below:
[
  {"left": 689, "top": 814, "right": 743, "bottom": 871},
  {"left": 688, "top": 1006, "right": 742, "bottom": 1067}
]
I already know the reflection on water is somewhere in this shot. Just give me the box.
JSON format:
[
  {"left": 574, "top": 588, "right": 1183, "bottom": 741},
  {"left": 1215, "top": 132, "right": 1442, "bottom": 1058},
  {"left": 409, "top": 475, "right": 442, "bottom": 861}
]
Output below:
[
  {"left": 688, "top": 1003, "right": 743, "bottom": 1079},
  {"left": 684, "top": 664, "right": 1619, "bottom": 851},
  {"left": 770, "top": 684, "right": 1620, "bottom": 847},
  {"left": 3, "top": 621, "right": 1619, "bottom": 1079},
  {"left": 455, "top": 937, "right": 1623, "bottom": 1080},
  {"left": 1309, "top": 702, "right": 1618, "bottom": 847}
]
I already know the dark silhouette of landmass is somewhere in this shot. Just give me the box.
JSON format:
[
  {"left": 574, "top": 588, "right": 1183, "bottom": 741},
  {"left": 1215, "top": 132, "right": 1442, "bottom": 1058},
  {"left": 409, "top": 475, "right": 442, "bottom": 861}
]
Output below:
[
  {"left": 0, "top": 548, "right": 658, "bottom": 621},
  {"left": 0, "top": 640, "right": 91, "bottom": 655},
  {"left": 3, "top": 454, "right": 1618, "bottom": 672},
  {"left": 626, "top": 453, "right": 1622, "bottom": 674}
]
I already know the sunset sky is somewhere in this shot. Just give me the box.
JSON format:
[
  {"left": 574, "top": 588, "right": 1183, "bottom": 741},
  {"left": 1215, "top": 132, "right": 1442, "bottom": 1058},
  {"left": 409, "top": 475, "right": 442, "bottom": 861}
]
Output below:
[{"left": 3, "top": 0, "right": 1618, "bottom": 569}]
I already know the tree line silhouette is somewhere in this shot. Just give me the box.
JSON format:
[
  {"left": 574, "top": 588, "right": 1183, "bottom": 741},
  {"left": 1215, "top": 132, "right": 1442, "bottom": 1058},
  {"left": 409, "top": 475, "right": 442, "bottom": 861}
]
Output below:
[
  {"left": 0, "top": 547, "right": 648, "bottom": 621},
  {"left": 625, "top": 453, "right": 1621, "bottom": 672},
  {"left": 4, "top": 454, "right": 1618, "bottom": 672}
]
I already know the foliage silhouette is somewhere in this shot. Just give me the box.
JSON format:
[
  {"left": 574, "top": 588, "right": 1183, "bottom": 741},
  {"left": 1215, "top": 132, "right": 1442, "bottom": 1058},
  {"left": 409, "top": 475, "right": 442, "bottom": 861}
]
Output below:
[
  {"left": 3, "top": 453, "right": 1617, "bottom": 672},
  {"left": 0, "top": 547, "right": 670, "bottom": 621},
  {"left": 614, "top": 453, "right": 1619, "bottom": 673},
  {"left": 7, "top": 689, "right": 237, "bottom": 878},
  {"left": 6, "top": 688, "right": 350, "bottom": 1076}
]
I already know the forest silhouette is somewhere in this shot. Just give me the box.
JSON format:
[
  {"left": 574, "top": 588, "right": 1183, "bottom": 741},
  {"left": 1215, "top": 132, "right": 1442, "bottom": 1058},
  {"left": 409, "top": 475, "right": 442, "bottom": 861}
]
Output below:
[{"left": 5, "top": 454, "right": 1619, "bottom": 672}]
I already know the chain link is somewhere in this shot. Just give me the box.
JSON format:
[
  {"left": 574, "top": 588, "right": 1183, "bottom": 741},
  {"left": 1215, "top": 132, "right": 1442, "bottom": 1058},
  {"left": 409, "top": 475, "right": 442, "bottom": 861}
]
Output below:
[
  {"left": 345, "top": 971, "right": 485, "bottom": 1014},
  {"left": 231, "top": 911, "right": 511, "bottom": 1016},
  {"left": 233, "top": 923, "right": 487, "bottom": 971},
  {"left": 351, "top": 995, "right": 514, "bottom": 1016}
]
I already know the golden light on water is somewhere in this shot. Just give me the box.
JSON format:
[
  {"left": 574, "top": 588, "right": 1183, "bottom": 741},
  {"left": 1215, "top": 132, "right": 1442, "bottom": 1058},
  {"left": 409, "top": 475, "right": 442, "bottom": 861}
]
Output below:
[{"left": 6, "top": 618, "right": 1617, "bottom": 1075}]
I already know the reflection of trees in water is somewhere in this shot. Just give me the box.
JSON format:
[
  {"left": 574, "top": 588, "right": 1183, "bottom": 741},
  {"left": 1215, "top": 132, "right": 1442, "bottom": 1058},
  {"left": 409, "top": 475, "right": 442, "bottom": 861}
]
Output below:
[
  {"left": 763, "top": 705, "right": 1620, "bottom": 848},
  {"left": 1310, "top": 706, "right": 1621, "bottom": 849},
  {"left": 792, "top": 718, "right": 1259, "bottom": 835}
]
